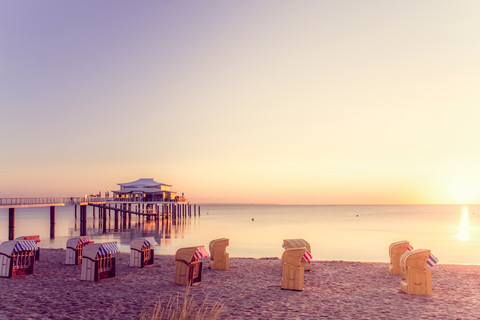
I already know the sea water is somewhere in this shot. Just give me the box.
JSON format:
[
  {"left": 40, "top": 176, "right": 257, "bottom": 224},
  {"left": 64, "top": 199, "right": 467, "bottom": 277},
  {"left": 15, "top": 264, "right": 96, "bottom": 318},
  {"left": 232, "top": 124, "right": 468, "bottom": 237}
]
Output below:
[{"left": 1, "top": 204, "right": 479, "bottom": 265}]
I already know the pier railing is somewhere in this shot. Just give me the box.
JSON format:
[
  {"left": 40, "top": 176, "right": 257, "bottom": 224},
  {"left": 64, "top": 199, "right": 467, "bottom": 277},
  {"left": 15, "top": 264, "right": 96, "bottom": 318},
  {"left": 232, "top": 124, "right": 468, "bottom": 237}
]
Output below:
[{"left": 0, "top": 197, "right": 107, "bottom": 207}]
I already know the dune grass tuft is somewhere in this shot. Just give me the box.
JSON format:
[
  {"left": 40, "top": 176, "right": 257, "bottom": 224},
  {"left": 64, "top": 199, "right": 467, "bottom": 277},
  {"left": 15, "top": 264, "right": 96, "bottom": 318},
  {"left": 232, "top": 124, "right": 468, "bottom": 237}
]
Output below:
[{"left": 140, "top": 286, "right": 223, "bottom": 320}]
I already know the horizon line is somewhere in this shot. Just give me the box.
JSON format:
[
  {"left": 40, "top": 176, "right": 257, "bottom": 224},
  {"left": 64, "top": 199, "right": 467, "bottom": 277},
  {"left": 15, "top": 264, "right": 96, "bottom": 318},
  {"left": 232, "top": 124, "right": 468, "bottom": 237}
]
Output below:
[{"left": 197, "top": 202, "right": 477, "bottom": 206}]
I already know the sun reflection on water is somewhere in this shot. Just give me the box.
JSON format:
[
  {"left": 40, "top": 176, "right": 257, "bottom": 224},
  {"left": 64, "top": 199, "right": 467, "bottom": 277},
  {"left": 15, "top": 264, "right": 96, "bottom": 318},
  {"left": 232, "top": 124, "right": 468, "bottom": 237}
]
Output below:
[{"left": 455, "top": 205, "right": 470, "bottom": 241}]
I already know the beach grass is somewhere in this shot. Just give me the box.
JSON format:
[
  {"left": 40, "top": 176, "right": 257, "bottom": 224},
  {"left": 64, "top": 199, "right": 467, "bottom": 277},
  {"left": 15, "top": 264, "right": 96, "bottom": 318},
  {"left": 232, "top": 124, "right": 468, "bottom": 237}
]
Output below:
[{"left": 140, "top": 286, "right": 223, "bottom": 320}]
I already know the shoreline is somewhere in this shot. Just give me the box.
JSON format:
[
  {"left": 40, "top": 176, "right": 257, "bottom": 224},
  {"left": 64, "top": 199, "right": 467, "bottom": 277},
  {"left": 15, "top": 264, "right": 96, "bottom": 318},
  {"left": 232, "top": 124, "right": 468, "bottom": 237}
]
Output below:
[{"left": 1, "top": 249, "right": 480, "bottom": 319}]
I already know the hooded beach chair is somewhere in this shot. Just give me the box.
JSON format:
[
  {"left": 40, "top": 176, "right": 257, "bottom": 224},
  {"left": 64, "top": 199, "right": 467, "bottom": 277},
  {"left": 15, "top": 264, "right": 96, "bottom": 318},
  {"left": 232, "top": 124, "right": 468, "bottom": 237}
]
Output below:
[
  {"left": 209, "top": 238, "right": 229, "bottom": 270},
  {"left": 130, "top": 237, "right": 158, "bottom": 268},
  {"left": 65, "top": 236, "right": 94, "bottom": 265},
  {"left": 283, "top": 239, "right": 312, "bottom": 271},
  {"left": 15, "top": 235, "right": 40, "bottom": 261},
  {"left": 0, "top": 240, "right": 37, "bottom": 278},
  {"left": 281, "top": 247, "right": 307, "bottom": 291},
  {"left": 174, "top": 246, "right": 208, "bottom": 285},
  {"left": 81, "top": 242, "right": 119, "bottom": 282},
  {"left": 400, "top": 249, "right": 432, "bottom": 295},
  {"left": 388, "top": 240, "right": 411, "bottom": 275}
]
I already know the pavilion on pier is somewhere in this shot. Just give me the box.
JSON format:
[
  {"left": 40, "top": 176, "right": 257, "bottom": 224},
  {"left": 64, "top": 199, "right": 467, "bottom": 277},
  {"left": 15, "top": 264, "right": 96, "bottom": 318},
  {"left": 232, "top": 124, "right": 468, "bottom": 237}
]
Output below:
[{"left": 112, "top": 178, "right": 183, "bottom": 202}]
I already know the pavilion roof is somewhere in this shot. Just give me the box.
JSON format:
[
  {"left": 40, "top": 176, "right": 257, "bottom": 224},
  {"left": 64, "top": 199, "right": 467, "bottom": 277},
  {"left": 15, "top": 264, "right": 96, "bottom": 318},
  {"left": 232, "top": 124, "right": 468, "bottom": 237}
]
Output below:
[
  {"left": 113, "top": 187, "right": 173, "bottom": 194},
  {"left": 118, "top": 178, "right": 171, "bottom": 188}
]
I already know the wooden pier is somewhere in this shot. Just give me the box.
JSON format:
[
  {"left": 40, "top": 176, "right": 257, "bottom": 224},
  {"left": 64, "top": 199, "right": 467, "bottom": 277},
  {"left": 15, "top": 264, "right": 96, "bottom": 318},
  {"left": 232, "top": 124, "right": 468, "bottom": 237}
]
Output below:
[
  {"left": 87, "top": 202, "right": 200, "bottom": 236},
  {"left": 1, "top": 197, "right": 200, "bottom": 240}
]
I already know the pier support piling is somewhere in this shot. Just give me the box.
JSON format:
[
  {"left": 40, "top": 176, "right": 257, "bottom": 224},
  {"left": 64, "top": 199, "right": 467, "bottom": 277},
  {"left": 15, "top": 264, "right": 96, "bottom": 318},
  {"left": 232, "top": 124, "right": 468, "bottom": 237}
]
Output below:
[
  {"left": 50, "top": 206, "right": 55, "bottom": 239},
  {"left": 80, "top": 205, "right": 87, "bottom": 236},
  {"left": 114, "top": 205, "right": 119, "bottom": 230},
  {"left": 8, "top": 208, "right": 15, "bottom": 240},
  {"left": 102, "top": 207, "right": 107, "bottom": 234}
]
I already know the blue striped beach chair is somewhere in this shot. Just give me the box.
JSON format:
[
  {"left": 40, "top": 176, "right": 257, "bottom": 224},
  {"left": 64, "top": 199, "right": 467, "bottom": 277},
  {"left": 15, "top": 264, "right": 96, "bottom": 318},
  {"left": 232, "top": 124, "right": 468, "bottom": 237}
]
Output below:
[
  {"left": 130, "top": 237, "right": 158, "bottom": 268},
  {"left": 0, "top": 240, "right": 37, "bottom": 278},
  {"left": 81, "top": 242, "right": 120, "bottom": 282}
]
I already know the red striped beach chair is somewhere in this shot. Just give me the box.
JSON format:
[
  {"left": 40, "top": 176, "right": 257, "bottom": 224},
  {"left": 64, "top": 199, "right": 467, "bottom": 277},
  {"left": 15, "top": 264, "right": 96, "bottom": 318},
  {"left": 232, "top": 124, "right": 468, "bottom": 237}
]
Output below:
[
  {"left": 65, "top": 236, "right": 94, "bottom": 265},
  {"left": 281, "top": 247, "right": 309, "bottom": 291},
  {"left": 283, "top": 239, "right": 312, "bottom": 271},
  {"left": 174, "top": 246, "right": 208, "bottom": 285}
]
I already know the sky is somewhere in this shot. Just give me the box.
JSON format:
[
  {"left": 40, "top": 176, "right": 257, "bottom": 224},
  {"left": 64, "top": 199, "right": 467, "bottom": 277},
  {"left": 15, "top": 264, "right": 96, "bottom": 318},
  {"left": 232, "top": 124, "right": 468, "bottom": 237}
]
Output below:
[{"left": 1, "top": 0, "right": 480, "bottom": 204}]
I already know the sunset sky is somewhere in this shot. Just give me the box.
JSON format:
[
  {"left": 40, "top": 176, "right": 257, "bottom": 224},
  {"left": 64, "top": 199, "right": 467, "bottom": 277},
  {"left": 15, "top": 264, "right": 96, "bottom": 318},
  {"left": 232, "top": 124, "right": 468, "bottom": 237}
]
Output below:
[{"left": 1, "top": 1, "right": 480, "bottom": 204}]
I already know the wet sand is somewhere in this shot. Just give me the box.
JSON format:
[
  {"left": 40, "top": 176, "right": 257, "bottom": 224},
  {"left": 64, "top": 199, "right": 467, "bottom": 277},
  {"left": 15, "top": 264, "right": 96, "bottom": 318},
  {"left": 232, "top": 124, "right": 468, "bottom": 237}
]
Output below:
[{"left": 1, "top": 249, "right": 479, "bottom": 319}]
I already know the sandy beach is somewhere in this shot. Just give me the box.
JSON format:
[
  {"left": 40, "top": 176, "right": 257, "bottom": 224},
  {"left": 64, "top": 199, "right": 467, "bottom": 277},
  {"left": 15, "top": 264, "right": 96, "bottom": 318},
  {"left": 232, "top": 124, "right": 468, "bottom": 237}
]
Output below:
[{"left": 1, "top": 249, "right": 480, "bottom": 320}]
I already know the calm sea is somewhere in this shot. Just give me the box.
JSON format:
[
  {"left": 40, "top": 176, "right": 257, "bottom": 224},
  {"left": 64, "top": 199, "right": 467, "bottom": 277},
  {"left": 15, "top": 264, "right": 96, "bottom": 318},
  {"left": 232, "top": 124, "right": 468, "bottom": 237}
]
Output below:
[{"left": 1, "top": 204, "right": 479, "bottom": 265}]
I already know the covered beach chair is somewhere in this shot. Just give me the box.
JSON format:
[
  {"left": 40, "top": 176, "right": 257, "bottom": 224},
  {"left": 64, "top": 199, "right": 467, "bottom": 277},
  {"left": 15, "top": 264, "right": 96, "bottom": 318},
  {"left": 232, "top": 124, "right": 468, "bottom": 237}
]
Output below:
[
  {"left": 400, "top": 249, "right": 432, "bottom": 295},
  {"left": 174, "top": 246, "right": 208, "bottom": 286},
  {"left": 65, "top": 236, "right": 94, "bottom": 265},
  {"left": 388, "top": 240, "right": 411, "bottom": 275},
  {"left": 81, "top": 242, "right": 120, "bottom": 282},
  {"left": 0, "top": 240, "right": 37, "bottom": 278},
  {"left": 209, "top": 238, "right": 229, "bottom": 270},
  {"left": 283, "top": 239, "right": 312, "bottom": 271},
  {"left": 130, "top": 237, "right": 158, "bottom": 268},
  {"left": 15, "top": 235, "right": 40, "bottom": 261},
  {"left": 281, "top": 247, "right": 307, "bottom": 291}
]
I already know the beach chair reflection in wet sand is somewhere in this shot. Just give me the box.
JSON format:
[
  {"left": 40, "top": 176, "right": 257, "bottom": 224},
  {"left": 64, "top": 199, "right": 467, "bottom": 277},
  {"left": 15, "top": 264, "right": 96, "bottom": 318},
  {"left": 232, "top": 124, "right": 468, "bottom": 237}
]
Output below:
[
  {"left": 400, "top": 249, "right": 432, "bottom": 295},
  {"left": 0, "top": 240, "right": 37, "bottom": 278},
  {"left": 65, "top": 236, "right": 94, "bottom": 265},
  {"left": 174, "top": 246, "right": 208, "bottom": 286},
  {"left": 388, "top": 240, "right": 411, "bottom": 275},
  {"left": 209, "top": 238, "right": 229, "bottom": 270},
  {"left": 15, "top": 236, "right": 41, "bottom": 261},
  {"left": 283, "top": 239, "right": 312, "bottom": 271},
  {"left": 281, "top": 247, "right": 310, "bottom": 291},
  {"left": 130, "top": 237, "right": 158, "bottom": 268},
  {"left": 81, "top": 242, "right": 120, "bottom": 282}
]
